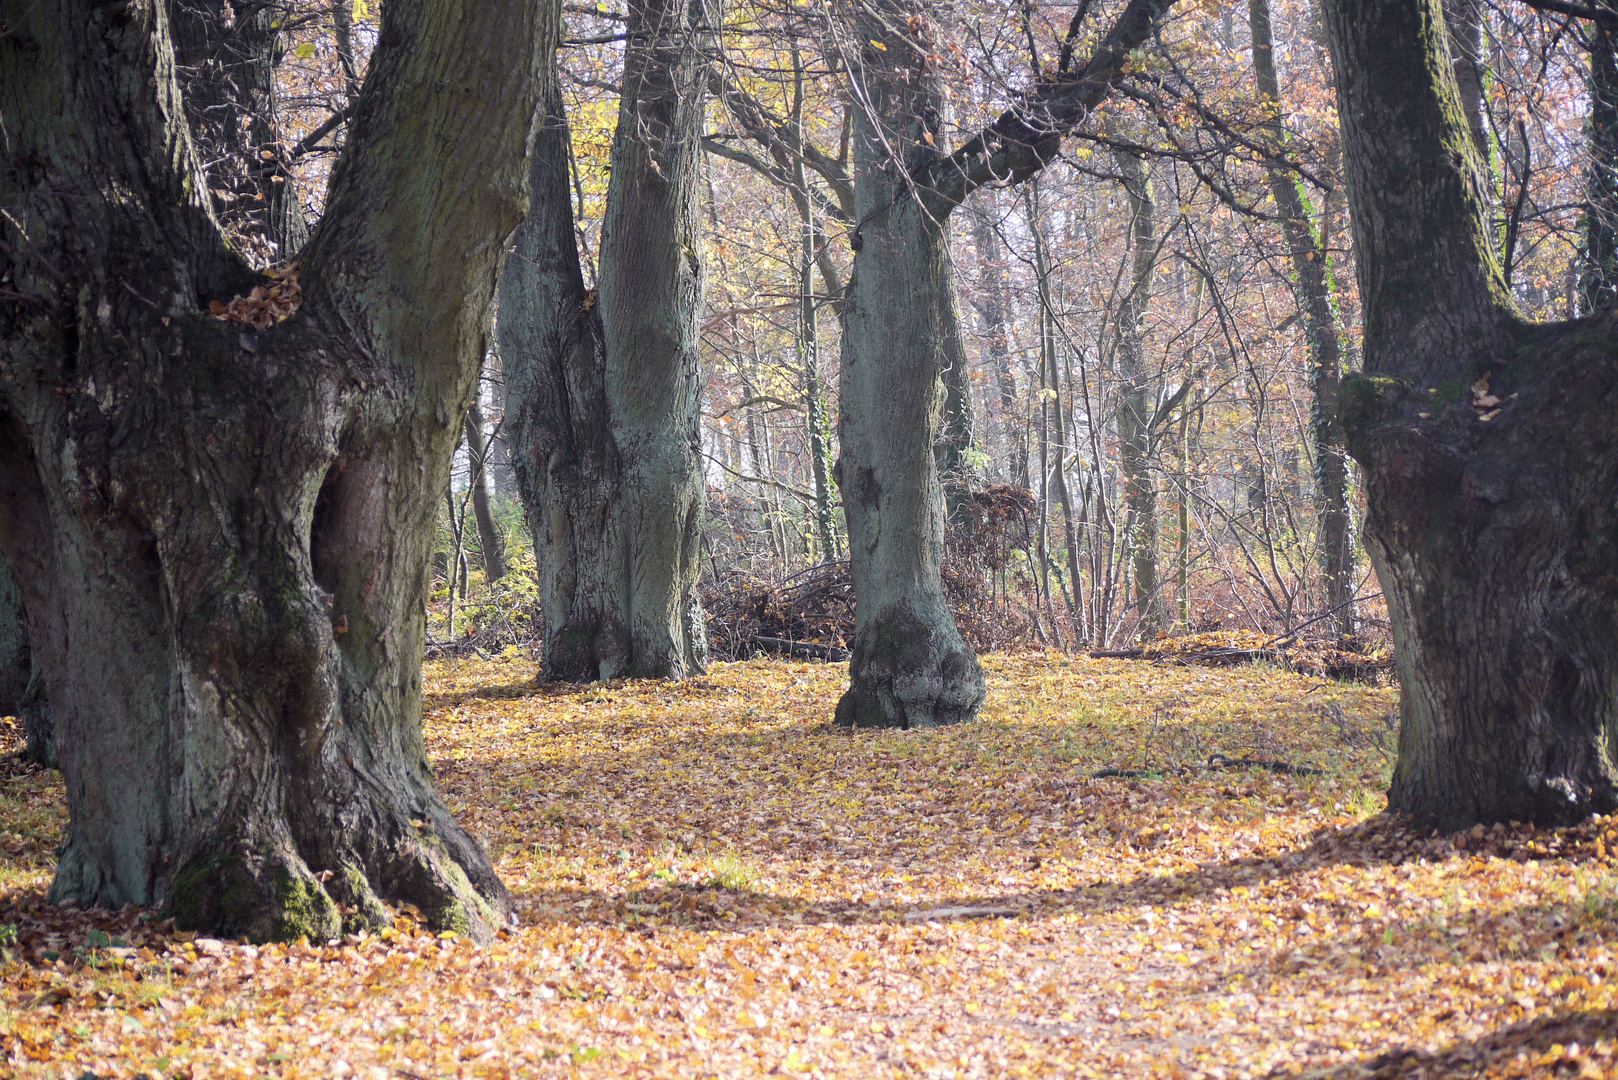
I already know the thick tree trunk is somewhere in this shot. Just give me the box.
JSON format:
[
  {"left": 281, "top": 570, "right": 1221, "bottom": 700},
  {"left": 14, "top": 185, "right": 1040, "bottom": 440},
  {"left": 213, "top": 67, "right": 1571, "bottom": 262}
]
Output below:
[
  {"left": 0, "top": 0, "right": 542, "bottom": 939},
  {"left": 832, "top": 6, "right": 986, "bottom": 729},
  {"left": 499, "top": 0, "right": 712, "bottom": 682},
  {"left": 1324, "top": 0, "right": 1618, "bottom": 829},
  {"left": 1111, "top": 150, "right": 1169, "bottom": 634},
  {"left": 1250, "top": 0, "right": 1355, "bottom": 637},
  {"left": 463, "top": 401, "right": 508, "bottom": 582}
]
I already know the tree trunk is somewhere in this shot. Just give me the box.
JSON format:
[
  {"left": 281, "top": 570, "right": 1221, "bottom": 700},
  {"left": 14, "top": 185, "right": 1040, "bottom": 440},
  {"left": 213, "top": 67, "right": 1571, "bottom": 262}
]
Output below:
[
  {"left": 499, "top": 0, "right": 712, "bottom": 682},
  {"left": 832, "top": 5, "right": 986, "bottom": 728},
  {"left": 0, "top": 557, "right": 27, "bottom": 719},
  {"left": 830, "top": 0, "right": 1177, "bottom": 725},
  {"left": 1250, "top": 0, "right": 1355, "bottom": 637},
  {"left": 1111, "top": 150, "right": 1169, "bottom": 635},
  {"left": 1324, "top": 0, "right": 1618, "bottom": 830},
  {"left": 463, "top": 400, "right": 508, "bottom": 582},
  {"left": 171, "top": 0, "right": 310, "bottom": 263},
  {"left": 1581, "top": 24, "right": 1618, "bottom": 315},
  {"left": 0, "top": 0, "right": 543, "bottom": 939}
]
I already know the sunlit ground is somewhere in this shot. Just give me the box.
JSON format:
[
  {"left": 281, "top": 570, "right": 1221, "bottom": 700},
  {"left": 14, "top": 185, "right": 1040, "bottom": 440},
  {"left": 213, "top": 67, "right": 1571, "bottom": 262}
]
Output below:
[{"left": 2, "top": 654, "right": 1616, "bottom": 1078}]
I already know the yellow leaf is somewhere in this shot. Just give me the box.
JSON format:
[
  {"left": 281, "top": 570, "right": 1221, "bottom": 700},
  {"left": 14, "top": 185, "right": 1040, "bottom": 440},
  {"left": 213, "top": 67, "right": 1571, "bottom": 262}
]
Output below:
[{"left": 869, "top": 39, "right": 887, "bottom": 50}]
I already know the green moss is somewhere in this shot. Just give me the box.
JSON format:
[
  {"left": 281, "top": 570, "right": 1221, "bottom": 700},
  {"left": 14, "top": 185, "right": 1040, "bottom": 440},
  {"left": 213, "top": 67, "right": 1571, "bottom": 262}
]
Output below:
[
  {"left": 1339, "top": 374, "right": 1410, "bottom": 432},
  {"left": 272, "top": 866, "right": 341, "bottom": 943},
  {"left": 1430, "top": 378, "right": 1466, "bottom": 408},
  {"left": 432, "top": 898, "right": 474, "bottom": 937},
  {"left": 167, "top": 854, "right": 221, "bottom": 931}
]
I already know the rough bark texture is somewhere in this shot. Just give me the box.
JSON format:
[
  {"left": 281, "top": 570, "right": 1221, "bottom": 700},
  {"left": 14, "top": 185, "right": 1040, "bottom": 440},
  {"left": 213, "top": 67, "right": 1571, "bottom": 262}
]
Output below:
[
  {"left": 499, "top": 0, "right": 712, "bottom": 682},
  {"left": 171, "top": 0, "right": 309, "bottom": 262},
  {"left": 832, "top": 2, "right": 986, "bottom": 729},
  {"left": 0, "top": 0, "right": 542, "bottom": 939},
  {"left": 1324, "top": 0, "right": 1618, "bottom": 830},
  {"left": 1250, "top": 0, "right": 1355, "bottom": 636}
]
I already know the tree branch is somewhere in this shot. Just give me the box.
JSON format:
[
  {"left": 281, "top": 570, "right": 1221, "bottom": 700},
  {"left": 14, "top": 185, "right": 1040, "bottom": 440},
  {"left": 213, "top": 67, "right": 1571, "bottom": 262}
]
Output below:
[{"left": 925, "top": 0, "right": 1182, "bottom": 211}]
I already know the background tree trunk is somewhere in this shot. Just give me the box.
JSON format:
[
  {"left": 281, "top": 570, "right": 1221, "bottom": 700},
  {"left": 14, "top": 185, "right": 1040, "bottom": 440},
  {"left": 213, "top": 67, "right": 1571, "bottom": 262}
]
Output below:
[
  {"left": 499, "top": 0, "right": 714, "bottom": 682},
  {"left": 971, "top": 205, "right": 1028, "bottom": 489},
  {"left": 0, "top": 0, "right": 542, "bottom": 939},
  {"left": 1581, "top": 24, "right": 1618, "bottom": 315},
  {"left": 463, "top": 401, "right": 508, "bottom": 582},
  {"left": 1250, "top": 0, "right": 1355, "bottom": 637},
  {"left": 1324, "top": 0, "right": 1618, "bottom": 829},
  {"left": 0, "top": 558, "right": 27, "bottom": 719},
  {"left": 829, "top": 0, "right": 1176, "bottom": 725},
  {"left": 1111, "top": 149, "right": 1169, "bottom": 635}
]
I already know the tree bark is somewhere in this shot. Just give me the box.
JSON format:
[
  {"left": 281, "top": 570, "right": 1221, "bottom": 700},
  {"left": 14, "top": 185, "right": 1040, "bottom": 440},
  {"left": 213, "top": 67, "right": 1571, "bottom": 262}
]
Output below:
[
  {"left": 1250, "top": 0, "right": 1355, "bottom": 637},
  {"left": 499, "top": 0, "right": 712, "bottom": 681},
  {"left": 0, "top": 0, "right": 543, "bottom": 939},
  {"left": 832, "top": 0, "right": 986, "bottom": 729},
  {"left": 1324, "top": 0, "right": 1618, "bottom": 829},
  {"left": 171, "top": 0, "right": 310, "bottom": 262},
  {"left": 463, "top": 400, "right": 508, "bottom": 582}
]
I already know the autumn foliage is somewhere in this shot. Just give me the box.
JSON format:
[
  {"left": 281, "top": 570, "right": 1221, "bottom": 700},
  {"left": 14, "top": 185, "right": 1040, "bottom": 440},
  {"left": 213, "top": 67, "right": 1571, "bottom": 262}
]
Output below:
[{"left": 3, "top": 655, "right": 1618, "bottom": 1077}]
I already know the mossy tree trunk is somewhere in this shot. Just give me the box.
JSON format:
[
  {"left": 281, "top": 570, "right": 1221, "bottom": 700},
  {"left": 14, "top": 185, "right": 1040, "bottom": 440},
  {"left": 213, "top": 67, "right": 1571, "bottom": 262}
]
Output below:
[
  {"left": 499, "top": 0, "right": 713, "bottom": 682},
  {"left": 830, "top": 0, "right": 1178, "bottom": 727},
  {"left": 1323, "top": 0, "right": 1618, "bottom": 829},
  {"left": 0, "top": 0, "right": 544, "bottom": 940}
]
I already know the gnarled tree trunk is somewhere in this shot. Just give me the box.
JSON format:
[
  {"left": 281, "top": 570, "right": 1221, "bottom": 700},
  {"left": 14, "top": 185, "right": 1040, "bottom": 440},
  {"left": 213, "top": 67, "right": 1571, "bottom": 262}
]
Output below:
[
  {"left": 1324, "top": 0, "right": 1618, "bottom": 829},
  {"left": 0, "top": 0, "right": 543, "bottom": 939},
  {"left": 499, "top": 0, "right": 712, "bottom": 682}
]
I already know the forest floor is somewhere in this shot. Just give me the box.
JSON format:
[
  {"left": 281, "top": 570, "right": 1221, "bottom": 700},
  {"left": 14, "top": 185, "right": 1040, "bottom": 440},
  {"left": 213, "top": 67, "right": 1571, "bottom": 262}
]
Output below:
[{"left": 3, "top": 653, "right": 1618, "bottom": 1078}]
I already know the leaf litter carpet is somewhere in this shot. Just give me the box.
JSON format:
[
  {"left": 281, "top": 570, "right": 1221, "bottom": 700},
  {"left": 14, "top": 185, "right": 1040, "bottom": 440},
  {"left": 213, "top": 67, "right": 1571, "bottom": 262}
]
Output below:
[{"left": 3, "top": 654, "right": 1618, "bottom": 1078}]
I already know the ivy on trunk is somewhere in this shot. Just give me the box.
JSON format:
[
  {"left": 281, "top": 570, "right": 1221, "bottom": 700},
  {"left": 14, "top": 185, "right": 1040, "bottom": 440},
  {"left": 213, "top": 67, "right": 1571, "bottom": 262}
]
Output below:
[{"left": 0, "top": 0, "right": 545, "bottom": 940}]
